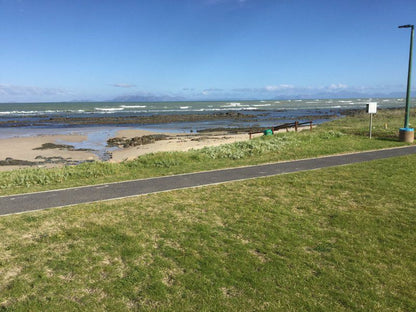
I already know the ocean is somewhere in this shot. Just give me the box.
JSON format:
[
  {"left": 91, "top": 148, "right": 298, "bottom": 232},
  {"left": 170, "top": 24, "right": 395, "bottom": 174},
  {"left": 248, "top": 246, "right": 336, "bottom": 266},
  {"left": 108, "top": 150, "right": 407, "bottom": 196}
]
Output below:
[
  {"left": 0, "top": 98, "right": 407, "bottom": 117},
  {"left": 0, "top": 98, "right": 410, "bottom": 159}
]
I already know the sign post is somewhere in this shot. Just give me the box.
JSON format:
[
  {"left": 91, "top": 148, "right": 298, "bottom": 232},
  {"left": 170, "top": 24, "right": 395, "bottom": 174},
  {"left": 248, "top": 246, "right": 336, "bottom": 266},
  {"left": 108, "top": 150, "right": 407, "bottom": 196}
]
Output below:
[{"left": 366, "top": 102, "right": 377, "bottom": 139}]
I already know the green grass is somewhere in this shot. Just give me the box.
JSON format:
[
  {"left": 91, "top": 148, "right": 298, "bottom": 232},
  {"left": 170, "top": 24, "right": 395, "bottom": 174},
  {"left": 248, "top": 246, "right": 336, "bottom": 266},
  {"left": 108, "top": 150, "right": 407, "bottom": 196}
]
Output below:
[
  {"left": 0, "top": 108, "right": 412, "bottom": 196},
  {"left": 0, "top": 155, "right": 415, "bottom": 311}
]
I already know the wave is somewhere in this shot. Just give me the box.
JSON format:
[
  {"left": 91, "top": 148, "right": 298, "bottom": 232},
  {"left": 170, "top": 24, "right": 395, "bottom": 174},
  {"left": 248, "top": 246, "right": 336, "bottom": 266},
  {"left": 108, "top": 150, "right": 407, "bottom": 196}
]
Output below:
[
  {"left": 95, "top": 107, "right": 125, "bottom": 112},
  {"left": 0, "top": 110, "right": 39, "bottom": 115},
  {"left": 120, "top": 105, "right": 147, "bottom": 108},
  {"left": 0, "top": 109, "right": 89, "bottom": 115},
  {"left": 223, "top": 102, "right": 243, "bottom": 107},
  {"left": 180, "top": 106, "right": 190, "bottom": 109},
  {"left": 252, "top": 104, "right": 272, "bottom": 107},
  {"left": 221, "top": 102, "right": 253, "bottom": 109}
]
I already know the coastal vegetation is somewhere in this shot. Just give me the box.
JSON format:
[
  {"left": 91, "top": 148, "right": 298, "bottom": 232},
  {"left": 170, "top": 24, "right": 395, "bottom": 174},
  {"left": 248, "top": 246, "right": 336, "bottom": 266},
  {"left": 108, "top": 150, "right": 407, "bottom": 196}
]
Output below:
[
  {"left": 0, "top": 108, "right": 411, "bottom": 196},
  {"left": 0, "top": 108, "right": 415, "bottom": 310},
  {"left": 0, "top": 154, "right": 415, "bottom": 310}
]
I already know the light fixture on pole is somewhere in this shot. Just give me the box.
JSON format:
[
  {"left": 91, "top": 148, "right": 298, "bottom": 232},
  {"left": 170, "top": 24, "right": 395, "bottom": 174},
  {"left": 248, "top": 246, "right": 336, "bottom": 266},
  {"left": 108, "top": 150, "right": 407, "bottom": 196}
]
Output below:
[{"left": 398, "top": 24, "right": 414, "bottom": 143}]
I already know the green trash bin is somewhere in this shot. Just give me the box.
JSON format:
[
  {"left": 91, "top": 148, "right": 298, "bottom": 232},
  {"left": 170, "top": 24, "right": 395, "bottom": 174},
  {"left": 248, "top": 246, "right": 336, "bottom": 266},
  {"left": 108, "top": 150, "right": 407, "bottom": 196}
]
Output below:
[{"left": 263, "top": 129, "right": 273, "bottom": 136}]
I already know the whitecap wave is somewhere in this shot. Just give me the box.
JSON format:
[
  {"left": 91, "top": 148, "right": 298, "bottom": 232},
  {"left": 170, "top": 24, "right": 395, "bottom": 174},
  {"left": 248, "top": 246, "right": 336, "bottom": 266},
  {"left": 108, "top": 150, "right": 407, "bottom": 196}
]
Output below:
[
  {"left": 95, "top": 107, "right": 124, "bottom": 112},
  {"left": 252, "top": 104, "right": 271, "bottom": 107},
  {"left": 221, "top": 102, "right": 250, "bottom": 108},
  {"left": 120, "top": 105, "right": 147, "bottom": 108},
  {"left": 1, "top": 110, "right": 39, "bottom": 115}
]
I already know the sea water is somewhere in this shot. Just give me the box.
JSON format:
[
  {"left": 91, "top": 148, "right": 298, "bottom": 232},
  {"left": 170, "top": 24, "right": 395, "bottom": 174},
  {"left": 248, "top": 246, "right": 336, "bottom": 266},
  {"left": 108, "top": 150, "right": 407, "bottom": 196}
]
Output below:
[
  {"left": 0, "top": 98, "right": 407, "bottom": 118},
  {"left": 0, "top": 98, "right": 409, "bottom": 159}
]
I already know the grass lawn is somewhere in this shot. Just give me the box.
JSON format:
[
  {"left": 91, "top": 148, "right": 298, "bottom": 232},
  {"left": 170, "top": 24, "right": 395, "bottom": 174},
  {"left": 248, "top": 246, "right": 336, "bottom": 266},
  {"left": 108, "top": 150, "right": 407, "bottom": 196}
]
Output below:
[
  {"left": 0, "top": 108, "right": 413, "bottom": 196},
  {"left": 1, "top": 154, "right": 415, "bottom": 311}
]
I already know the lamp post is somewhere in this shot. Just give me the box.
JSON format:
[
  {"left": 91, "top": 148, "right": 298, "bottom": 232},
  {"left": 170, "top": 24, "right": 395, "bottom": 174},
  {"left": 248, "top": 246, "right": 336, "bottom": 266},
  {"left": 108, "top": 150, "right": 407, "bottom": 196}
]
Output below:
[{"left": 398, "top": 24, "right": 414, "bottom": 143}]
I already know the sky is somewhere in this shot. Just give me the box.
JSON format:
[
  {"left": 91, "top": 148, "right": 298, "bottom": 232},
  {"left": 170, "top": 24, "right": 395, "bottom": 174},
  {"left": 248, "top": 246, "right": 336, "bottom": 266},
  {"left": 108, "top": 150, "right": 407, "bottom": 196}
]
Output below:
[{"left": 0, "top": 0, "right": 416, "bottom": 102}]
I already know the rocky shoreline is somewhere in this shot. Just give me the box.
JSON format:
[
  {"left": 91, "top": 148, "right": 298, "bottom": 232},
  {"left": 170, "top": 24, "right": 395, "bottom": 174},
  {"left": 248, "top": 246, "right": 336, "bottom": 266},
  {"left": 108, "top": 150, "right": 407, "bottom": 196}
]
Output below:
[
  {"left": 0, "top": 108, "right": 360, "bottom": 170},
  {"left": 0, "top": 111, "right": 255, "bottom": 127},
  {"left": 107, "top": 134, "right": 171, "bottom": 148},
  {"left": 0, "top": 109, "right": 347, "bottom": 128}
]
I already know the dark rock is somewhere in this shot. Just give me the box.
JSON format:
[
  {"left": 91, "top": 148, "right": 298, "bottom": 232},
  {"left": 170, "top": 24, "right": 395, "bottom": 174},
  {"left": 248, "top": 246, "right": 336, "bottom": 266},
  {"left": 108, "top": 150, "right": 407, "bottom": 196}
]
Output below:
[
  {"left": 107, "top": 134, "right": 169, "bottom": 148},
  {"left": 33, "top": 143, "right": 75, "bottom": 150}
]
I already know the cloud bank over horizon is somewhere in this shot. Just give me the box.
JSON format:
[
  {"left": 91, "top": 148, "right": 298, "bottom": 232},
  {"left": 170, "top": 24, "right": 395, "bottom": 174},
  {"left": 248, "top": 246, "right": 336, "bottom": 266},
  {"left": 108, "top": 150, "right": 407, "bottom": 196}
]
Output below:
[
  {"left": 0, "top": 82, "right": 411, "bottom": 103},
  {"left": 110, "top": 83, "right": 137, "bottom": 88},
  {"left": 0, "top": 84, "right": 69, "bottom": 102}
]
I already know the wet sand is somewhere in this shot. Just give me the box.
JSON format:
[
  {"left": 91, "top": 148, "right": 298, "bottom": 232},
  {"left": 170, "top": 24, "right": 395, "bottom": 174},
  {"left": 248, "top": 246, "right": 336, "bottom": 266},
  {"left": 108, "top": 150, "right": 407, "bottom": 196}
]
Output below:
[
  {"left": 0, "top": 124, "right": 318, "bottom": 171},
  {"left": 0, "top": 107, "right": 330, "bottom": 171},
  {"left": 0, "top": 129, "right": 268, "bottom": 171},
  {"left": 0, "top": 134, "right": 98, "bottom": 171}
]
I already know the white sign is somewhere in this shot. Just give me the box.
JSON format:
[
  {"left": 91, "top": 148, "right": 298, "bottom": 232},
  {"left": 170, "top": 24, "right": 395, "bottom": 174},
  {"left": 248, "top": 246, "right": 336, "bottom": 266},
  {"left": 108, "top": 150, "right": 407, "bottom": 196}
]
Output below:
[{"left": 366, "top": 102, "right": 377, "bottom": 114}]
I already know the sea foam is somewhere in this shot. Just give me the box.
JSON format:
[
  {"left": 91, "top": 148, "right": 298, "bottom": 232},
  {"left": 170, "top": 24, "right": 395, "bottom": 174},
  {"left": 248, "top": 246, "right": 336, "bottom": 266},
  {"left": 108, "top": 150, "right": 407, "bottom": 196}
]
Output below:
[
  {"left": 120, "top": 105, "right": 147, "bottom": 108},
  {"left": 95, "top": 107, "right": 124, "bottom": 112}
]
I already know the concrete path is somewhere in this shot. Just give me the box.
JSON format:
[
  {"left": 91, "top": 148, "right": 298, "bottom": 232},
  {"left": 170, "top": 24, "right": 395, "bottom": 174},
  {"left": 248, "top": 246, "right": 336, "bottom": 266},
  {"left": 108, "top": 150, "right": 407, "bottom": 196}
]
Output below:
[{"left": 1, "top": 146, "right": 416, "bottom": 216}]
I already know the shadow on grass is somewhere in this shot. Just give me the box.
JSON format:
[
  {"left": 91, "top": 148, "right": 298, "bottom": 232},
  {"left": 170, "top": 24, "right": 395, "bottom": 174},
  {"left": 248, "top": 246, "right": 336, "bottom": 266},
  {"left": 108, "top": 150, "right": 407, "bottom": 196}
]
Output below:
[
  {"left": 375, "top": 136, "right": 401, "bottom": 142},
  {"left": 345, "top": 129, "right": 402, "bottom": 142}
]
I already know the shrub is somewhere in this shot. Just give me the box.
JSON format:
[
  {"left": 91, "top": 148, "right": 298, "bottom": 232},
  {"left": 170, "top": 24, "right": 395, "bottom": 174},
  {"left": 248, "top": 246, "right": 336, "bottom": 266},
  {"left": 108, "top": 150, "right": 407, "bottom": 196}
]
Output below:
[{"left": 199, "top": 134, "right": 299, "bottom": 159}]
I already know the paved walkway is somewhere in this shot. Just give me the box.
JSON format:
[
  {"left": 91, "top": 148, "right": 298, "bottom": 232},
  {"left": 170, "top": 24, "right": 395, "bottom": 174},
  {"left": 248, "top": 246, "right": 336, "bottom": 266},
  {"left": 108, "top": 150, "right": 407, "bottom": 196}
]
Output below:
[{"left": 1, "top": 146, "right": 416, "bottom": 216}]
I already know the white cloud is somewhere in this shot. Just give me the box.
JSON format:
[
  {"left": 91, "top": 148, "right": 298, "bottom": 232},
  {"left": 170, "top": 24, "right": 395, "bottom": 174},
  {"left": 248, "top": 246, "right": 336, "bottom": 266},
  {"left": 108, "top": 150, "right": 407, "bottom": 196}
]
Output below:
[
  {"left": 0, "top": 84, "right": 67, "bottom": 96},
  {"left": 265, "top": 84, "right": 295, "bottom": 91},
  {"left": 328, "top": 83, "right": 348, "bottom": 90},
  {"left": 111, "top": 83, "right": 136, "bottom": 88},
  {"left": 203, "top": 88, "right": 224, "bottom": 92}
]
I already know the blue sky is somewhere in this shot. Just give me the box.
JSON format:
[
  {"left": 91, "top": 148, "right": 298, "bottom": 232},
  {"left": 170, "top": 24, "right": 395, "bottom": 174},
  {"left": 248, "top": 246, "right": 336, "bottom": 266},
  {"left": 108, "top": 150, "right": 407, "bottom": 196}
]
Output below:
[{"left": 0, "top": 0, "right": 415, "bottom": 102}]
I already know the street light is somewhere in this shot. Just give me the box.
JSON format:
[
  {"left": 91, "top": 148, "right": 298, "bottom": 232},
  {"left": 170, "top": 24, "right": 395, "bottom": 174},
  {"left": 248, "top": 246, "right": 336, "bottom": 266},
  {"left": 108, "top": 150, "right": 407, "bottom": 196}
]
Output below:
[{"left": 398, "top": 24, "right": 414, "bottom": 143}]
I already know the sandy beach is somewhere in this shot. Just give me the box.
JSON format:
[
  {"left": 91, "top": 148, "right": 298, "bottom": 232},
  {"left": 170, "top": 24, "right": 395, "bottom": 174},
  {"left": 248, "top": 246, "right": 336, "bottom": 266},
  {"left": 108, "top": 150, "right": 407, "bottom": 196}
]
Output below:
[
  {"left": 109, "top": 124, "right": 314, "bottom": 162},
  {"left": 0, "top": 99, "right": 356, "bottom": 171},
  {"left": 0, "top": 125, "right": 313, "bottom": 171},
  {"left": 0, "top": 134, "right": 99, "bottom": 171},
  {"left": 108, "top": 130, "right": 260, "bottom": 162},
  {"left": 0, "top": 130, "right": 260, "bottom": 171}
]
